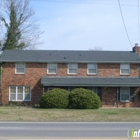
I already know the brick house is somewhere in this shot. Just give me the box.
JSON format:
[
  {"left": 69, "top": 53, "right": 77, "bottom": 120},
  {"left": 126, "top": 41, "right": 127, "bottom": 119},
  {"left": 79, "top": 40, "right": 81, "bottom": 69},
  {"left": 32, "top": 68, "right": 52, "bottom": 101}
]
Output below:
[{"left": 1, "top": 44, "right": 140, "bottom": 107}]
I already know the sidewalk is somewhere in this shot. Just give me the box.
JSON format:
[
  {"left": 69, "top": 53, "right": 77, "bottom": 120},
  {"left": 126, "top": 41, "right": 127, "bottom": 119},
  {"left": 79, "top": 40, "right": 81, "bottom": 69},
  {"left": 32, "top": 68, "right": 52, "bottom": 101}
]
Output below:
[{"left": 0, "top": 138, "right": 131, "bottom": 140}]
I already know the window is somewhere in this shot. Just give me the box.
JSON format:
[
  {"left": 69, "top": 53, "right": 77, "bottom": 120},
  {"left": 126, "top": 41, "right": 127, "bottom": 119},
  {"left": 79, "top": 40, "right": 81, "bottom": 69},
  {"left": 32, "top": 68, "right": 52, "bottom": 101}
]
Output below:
[
  {"left": 15, "top": 63, "right": 25, "bottom": 74},
  {"left": 87, "top": 64, "right": 97, "bottom": 74},
  {"left": 120, "top": 64, "right": 130, "bottom": 75},
  {"left": 9, "top": 86, "right": 31, "bottom": 101},
  {"left": 68, "top": 64, "right": 78, "bottom": 74},
  {"left": 120, "top": 87, "right": 130, "bottom": 102},
  {"left": 47, "top": 64, "right": 57, "bottom": 74}
]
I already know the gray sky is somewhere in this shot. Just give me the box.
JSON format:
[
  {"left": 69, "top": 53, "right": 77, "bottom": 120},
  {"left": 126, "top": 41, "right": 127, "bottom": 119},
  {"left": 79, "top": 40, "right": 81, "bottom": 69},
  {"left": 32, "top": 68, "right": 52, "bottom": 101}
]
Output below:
[{"left": 30, "top": 0, "right": 139, "bottom": 51}]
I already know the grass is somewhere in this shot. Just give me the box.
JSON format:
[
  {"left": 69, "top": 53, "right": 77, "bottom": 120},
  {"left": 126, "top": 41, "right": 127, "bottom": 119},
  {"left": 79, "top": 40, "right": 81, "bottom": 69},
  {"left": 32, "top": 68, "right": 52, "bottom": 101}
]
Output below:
[{"left": 0, "top": 106, "right": 140, "bottom": 122}]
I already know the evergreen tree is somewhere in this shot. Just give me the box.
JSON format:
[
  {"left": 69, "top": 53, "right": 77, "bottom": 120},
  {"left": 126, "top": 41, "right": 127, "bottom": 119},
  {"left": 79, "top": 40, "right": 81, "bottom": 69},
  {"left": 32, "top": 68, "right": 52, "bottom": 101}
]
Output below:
[{"left": 2, "top": 2, "right": 25, "bottom": 50}]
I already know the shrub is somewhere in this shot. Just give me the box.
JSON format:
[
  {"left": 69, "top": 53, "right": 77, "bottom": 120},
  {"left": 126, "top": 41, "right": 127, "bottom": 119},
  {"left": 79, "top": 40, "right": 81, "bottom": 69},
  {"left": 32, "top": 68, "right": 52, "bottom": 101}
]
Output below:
[
  {"left": 40, "top": 88, "right": 69, "bottom": 108},
  {"left": 69, "top": 88, "right": 101, "bottom": 109}
]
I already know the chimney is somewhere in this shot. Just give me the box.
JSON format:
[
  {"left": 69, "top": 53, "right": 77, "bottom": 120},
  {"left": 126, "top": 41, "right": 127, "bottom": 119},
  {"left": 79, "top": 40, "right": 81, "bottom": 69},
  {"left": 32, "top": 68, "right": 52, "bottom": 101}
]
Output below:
[{"left": 133, "top": 43, "right": 140, "bottom": 55}]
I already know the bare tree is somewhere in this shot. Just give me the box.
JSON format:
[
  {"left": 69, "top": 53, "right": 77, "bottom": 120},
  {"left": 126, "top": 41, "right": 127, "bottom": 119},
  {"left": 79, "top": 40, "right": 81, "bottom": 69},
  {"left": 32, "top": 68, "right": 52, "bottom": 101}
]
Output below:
[
  {"left": 89, "top": 46, "right": 103, "bottom": 51},
  {"left": 0, "top": 0, "right": 42, "bottom": 50}
]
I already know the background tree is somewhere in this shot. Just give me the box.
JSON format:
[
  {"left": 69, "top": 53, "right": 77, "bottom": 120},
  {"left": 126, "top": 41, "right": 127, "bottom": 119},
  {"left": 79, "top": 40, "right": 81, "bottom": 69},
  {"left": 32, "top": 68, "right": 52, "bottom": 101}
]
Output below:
[
  {"left": 89, "top": 46, "right": 103, "bottom": 51},
  {"left": 1, "top": 0, "right": 42, "bottom": 50}
]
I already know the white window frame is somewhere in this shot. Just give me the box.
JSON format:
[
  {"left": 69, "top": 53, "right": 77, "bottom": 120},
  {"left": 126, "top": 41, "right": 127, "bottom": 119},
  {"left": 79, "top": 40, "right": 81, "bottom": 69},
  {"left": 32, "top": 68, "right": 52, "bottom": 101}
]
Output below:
[
  {"left": 15, "top": 63, "right": 26, "bottom": 74},
  {"left": 120, "top": 64, "right": 130, "bottom": 75},
  {"left": 47, "top": 63, "right": 57, "bottom": 74},
  {"left": 9, "top": 86, "right": 31, "bottom": 101},
  {"left": 67, "top": 64, "right": 78, "bottom": 74},
  {"left": 87, "top": 64, "right": 97, "bottom": 75},
  {"left": 120, "top": 87, "right": 130, "bottom": 102}
]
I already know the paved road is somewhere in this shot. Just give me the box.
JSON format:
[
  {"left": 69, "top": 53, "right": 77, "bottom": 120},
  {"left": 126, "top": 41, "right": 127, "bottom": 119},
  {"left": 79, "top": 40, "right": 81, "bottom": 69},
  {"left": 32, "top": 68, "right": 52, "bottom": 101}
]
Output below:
[{"left": 0, "top": 122, "right": 139, "bottom": 139}]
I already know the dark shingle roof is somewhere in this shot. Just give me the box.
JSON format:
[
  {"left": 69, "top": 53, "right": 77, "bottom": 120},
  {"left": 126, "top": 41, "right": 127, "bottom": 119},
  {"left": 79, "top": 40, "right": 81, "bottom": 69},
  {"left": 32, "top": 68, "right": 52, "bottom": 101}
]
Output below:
[
  {"left": 41, "top": 77, "right": 140, "bottom": 87},
  {"left": 0, "top": 50, "right": 140, "bottom": 63}
]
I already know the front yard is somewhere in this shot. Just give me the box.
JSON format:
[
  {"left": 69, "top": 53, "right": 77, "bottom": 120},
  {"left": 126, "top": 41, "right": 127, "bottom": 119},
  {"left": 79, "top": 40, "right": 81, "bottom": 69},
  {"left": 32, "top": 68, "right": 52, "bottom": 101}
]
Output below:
[{"left": 0, "top": 106, "right": 140, "bottom": 122}]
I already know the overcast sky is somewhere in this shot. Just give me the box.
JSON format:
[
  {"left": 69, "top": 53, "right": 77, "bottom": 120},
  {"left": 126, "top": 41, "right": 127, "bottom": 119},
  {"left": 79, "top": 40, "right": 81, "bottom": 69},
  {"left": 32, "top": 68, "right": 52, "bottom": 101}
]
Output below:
[{"left": 30, "top": 0, "right": 139, "bottom": 51}]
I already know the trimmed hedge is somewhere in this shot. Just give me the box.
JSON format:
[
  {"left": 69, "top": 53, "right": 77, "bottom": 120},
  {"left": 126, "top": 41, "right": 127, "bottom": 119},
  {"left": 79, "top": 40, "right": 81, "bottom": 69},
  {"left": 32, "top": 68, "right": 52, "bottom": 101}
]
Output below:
[
  {"left": 40, "top": 88, "right": 69, "bottom": 108},
  {"left": 69, "top": 88, "right": 101, "bottom": 109}
]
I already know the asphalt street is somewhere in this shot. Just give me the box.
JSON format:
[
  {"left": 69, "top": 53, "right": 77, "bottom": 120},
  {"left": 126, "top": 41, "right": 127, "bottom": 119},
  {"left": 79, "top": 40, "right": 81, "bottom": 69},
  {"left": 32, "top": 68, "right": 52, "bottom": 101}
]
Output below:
[{"left": 0, "top": 122, "right": 139, "bottom": 139}]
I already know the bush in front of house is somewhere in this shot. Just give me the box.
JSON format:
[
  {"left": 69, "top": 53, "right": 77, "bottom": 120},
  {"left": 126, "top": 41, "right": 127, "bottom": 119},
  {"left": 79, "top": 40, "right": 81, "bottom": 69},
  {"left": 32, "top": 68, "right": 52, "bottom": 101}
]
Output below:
[
  {"left": 69, "top": 88, "right": 101, "bottom": 109},
  {"left": 40, "top": 88, "right": 69, "bottom": 108}
]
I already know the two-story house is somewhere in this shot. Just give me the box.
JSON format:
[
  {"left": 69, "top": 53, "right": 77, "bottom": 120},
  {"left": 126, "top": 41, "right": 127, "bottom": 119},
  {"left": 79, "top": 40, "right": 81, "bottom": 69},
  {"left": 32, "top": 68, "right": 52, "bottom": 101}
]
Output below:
[{"left": 1, "top": 44, "right": 140, "bottom": 107}]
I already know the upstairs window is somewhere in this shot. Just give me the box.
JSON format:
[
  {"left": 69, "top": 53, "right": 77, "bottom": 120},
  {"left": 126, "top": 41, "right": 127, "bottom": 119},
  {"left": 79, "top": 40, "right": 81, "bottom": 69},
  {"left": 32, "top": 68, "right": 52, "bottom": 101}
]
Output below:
[
  {"left": 120, "top": 87, "right": 130, "bottom": 102},
  {"left": 68, "top": 64, "right": 78, "bottom": 74},
  {"left": 47, "top": 64, "right": 57, "bottom": 74},
  {"left": 120, "top": 64, "right": 130, "bottom": 75},
  {"left": 87, "top": 64, "right": 97, "bottom": 74},
  {"left": 15, "top": 63, "right": 25, "bottom": 74}
]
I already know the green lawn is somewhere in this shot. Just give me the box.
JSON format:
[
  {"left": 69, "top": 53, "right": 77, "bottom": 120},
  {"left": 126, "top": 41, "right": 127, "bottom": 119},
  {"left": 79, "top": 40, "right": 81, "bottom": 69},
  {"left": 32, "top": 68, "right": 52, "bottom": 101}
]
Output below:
[{"left": 0, "top": 106, "right": 140, "bottom": 122}]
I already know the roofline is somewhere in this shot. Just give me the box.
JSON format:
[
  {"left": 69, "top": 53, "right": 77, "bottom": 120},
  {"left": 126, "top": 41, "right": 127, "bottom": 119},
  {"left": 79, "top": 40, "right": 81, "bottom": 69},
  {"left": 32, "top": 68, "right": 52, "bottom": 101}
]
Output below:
[
  {"left": 41, "top": 83, "right": 140, "bottom": 87},
  {"left": 1, "top": 60, "right": 140, "bottom": 63}
]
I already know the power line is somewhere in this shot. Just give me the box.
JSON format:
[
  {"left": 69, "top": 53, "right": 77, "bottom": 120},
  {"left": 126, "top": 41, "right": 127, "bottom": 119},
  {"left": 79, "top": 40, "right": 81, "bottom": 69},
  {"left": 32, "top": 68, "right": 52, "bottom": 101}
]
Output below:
[
  {"left": 117, "top": 0, "right": 133, "bottom": 47},
  {"left": 138, "top": 0, "right": 140, "bottom": 44},
  {"left": 30, "top": 0, "right": 137, "bottom": 7}
]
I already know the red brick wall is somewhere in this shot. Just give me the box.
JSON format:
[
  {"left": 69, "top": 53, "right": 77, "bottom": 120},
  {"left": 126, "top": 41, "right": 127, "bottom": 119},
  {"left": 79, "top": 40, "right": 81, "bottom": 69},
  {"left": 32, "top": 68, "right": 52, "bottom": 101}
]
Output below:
[
  {"left": 102, "top": 87, "right": 117, "bottom": 106},
  {"left": 1, "top": 62, "right": 140, "bottom": 105},
  {"left": 1, "top": 63, "right": 46, "bottom": 104},
  {"left": 48, "top": 63, "right": 139, "bottom": 77},
  {"left": 98, "top": 63, "right": 139, "bottom": 77},
  {"left": 101, "top": 87, "right": 140, "bottom": 107}
]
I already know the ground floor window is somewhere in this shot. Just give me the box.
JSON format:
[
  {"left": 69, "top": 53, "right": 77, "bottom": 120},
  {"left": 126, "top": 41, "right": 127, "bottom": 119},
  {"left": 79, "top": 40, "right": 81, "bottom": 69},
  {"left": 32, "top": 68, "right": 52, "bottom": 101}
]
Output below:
[
  {"left": 120, "top": 87, "right": 130, "bottom": 102},
  {"left": 9, "top": 86, "right": 31, "bottom": 101}
]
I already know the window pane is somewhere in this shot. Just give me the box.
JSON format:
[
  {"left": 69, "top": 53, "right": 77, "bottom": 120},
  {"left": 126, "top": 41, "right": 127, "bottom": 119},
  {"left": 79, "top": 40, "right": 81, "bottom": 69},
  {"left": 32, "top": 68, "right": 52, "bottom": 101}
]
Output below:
[
  {"left": 17, "top": 68, "right": 25, "bottom": 73},
  {"left": 24, "top": 94, "right": 30, "bottom": 100},
  {"left": 69, "top": 64, "right": 77, "bottom": 69},
  {"left": 48, "top": 64, "right": 57, "bottom": 74},
  {"left": 17, "top": 87, "right": 23, "bottom": 100},
  {"left": 88, "top": 64, "right": 96, "bottom": 69},
  {"left": 17, "top": 94, "right": 23, "bottom": 100},
  {"left": 48, "top": 69, "right": 57, "bottom": 73},
  {"left": 10, "top": 94, "right": 16, "bottom": 101},
  {"left": 16, "top": 63, "right": 25, "bottom": 74},
  {"left": 121, "top": 64, "right": 129, "bottom": 69},
  {"left": 25, "top": 87, "right": 30, "bottom": 93},
  {"left": 88, "top": 69, "right": 96, "bottom": 74},
  {"left": 121, "top": 93, "right": 129, "bottom": 100},
  {"left": 48, "top": 64, "right": 57, "bottom": 69},
  {"left": 68, "top": 64, "right": 77, "bottom": 74},
  {"left": 18, "top": 87, "right": 23, "bottom": 93},
  {"left": 24, "top": 87, "right": 31, "bottom": 101},
  {"left": 121, "top": 69, "right": 129, "bottom": 74},
  {"left": 120, "top": 87, "right": 129, "bottom": 93},
  {"left": 120, "top": 87, "right": 130, "bottom": 101},
  {"left": 17, "top": 63, "right": 24, "bottom": 68},
  {"left": 10, "top": 87, "right": 16, "bottom": 93},
  {"left": 69, "top": 69, "right": 77, "bottom": 74},
  {"left": 120, "top": 64, "right": 130, "bottom": 75},
  {"left": 10, "top": 87, "right": 16, "bottom": 101},
  {"left": 88, "top": 64, "right": 97, "bottom": 74}
]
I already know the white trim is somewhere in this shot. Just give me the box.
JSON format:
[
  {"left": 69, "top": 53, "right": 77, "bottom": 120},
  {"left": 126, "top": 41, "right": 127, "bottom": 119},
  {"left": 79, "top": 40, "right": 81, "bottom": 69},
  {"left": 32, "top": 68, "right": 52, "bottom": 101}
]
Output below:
[
  {"left": 9, "top": 86, "right": 31, "bottom": 101},
  {"left": 87, "top": 63, "right": 97, "bottom": 75},
  {"left": 15, "top": 63, "right": 26, "bottom": 74},
  {"left": 120, "top": 64, "right": 130, "bottom": 75},
  {"left": 120, "top": 87, "right": 130, "bottom": 102},
  {"left": 67, "top": 63, "right": 78, "bottom": 75},
  {"left": 47, "top": 63, "right": 57, "bottom": 74}
]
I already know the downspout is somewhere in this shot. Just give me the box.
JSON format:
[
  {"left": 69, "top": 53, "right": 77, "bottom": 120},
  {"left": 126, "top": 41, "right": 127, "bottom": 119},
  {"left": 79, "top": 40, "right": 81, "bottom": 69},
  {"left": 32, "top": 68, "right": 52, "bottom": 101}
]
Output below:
[{"left": 0, "top": 62, "right": 2, "bottom": 105}]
